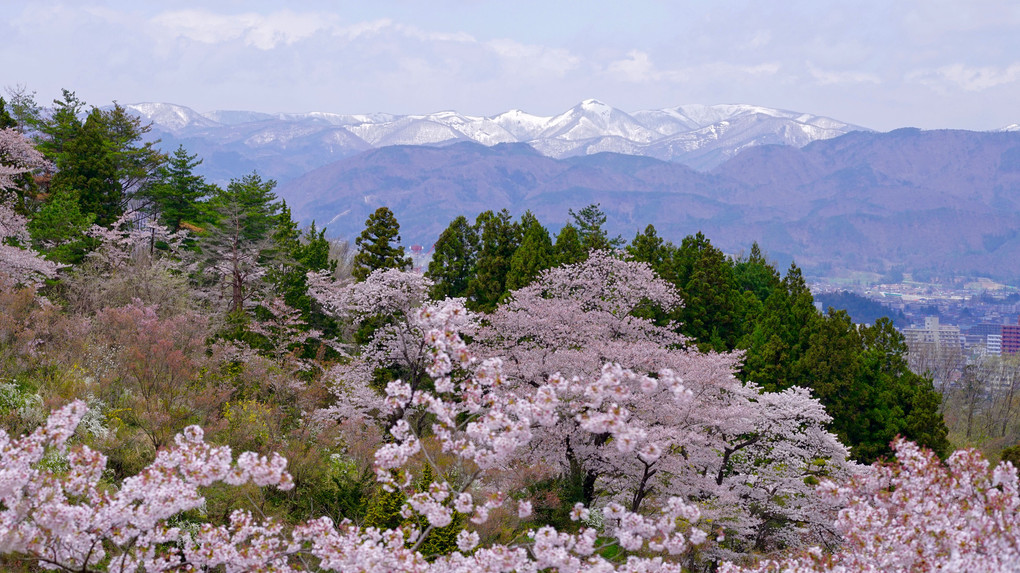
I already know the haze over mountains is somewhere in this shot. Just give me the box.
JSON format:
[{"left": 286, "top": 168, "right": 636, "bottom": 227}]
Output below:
[
  {"left": 126, "top": 100, "right": 865, "bottom": 182},
  {"left": 125, "top": 101, "right": 1020, "bottom": 283}
]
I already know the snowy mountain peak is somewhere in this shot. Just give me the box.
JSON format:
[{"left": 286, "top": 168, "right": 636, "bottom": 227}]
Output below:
[
  {"left": 125, "top": 102, "right": 220, "bottom": 132},
  {"left": 126, "top": 99, "right": 871, "bottom": 173},
  {"left": 579, "top": 99, "right": 613, "bottom": 114}
]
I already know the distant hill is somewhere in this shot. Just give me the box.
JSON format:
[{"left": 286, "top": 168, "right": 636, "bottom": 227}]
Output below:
[
  {"left": 813, "top": 291, "right": 908, "bottom": 326},
  {"left": 278, "top": 130, "right": 1020, "bottom": 284},
  {"left": 125, "top": 100, "right": 865, "bottom": 183}
]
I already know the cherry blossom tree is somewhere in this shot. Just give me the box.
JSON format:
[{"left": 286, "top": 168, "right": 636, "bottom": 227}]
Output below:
[
  {"left": 307, "top": 267, "right": 462, "bottom": 429},
  {"left": 0, "top": 128, "right": 60, "bottom": 286},
  {"left": 66, "top": 213, "right": 192, "bottom": 313},
  {"left": 1, "top": 301, "right": 713, "bottom": 572},
  {"left": 0, "top": 401, "right": 293, "bottom": 571},
  {"left": 0, "top": 194, "right": 62, "bottom": 287},
  {"left": 475, "top": 251, "right": 852, "bottom": 562},
  {"left": 723, "top": 439, "right": 1020, "bottom": 573},
  {"left": 5, "top": 297, "right": 1019, "bottom": 572},
  {"left": 0, "top": 127, "right": 47, "bottom": 192}
]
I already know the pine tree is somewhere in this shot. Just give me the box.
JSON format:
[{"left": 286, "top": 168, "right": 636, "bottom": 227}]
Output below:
[
  {"left": 145, "top": 145, "right": 214, "bottom": 232},
  {"left": 412, "top": 464, "right": 464, "bottom": 559},
  {"left": 568, "top": 203, "right": 622, "bottom": 251},
  {"left": 0, "top": 97, "right": 16, "bottom": 129},
  {"left": 467, "top": 209, "right": 520, "bottom": 312},
  {"left": 505, "top": 211, "right": 554, "bottom": 292},
  {"left": 553, "top": 223, "right": 585, "bottom": 266},
  {"left": 27, "top": 188, "right": 95, "bottom": 264},
  {"left": 49, "top": 108, "right": 122, "bottom": 227},
  {"left": 203, "top": 172, "right": 282, "bottom": 314},
  {"left": 425, "top": 215, "right": 477, "bottom": 300},
  {"left": 352, "top": 207, "right": 411, "bottom": 282},
  {"left": 33, "top": 92, "right": 164, "bottom": 229},
  {"left": 626, "top": 224, "right": 676, "bottom": 283}
]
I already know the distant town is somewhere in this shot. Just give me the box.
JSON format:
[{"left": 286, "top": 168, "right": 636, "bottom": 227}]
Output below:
[{"left": 813, "top": 277, "right": 1020, "bottom": 398}]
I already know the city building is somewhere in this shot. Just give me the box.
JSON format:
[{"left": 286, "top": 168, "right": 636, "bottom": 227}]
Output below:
[
  {"left": 1004, "top": 316, "right": 1020, "bottom": 355},
  {"left": 988, "top": 334, "right": 1003, "bottom": 356},
  {"left": 903, "top": 317, "right": 964, "bottom": 352}
]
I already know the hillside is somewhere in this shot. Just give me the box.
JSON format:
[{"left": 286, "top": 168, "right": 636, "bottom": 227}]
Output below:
[{"left": 279, "top": 130, "right": 1020, "bottom": 283}]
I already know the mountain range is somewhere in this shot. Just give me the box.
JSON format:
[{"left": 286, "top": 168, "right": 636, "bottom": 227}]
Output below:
[
  {"left": 123, "top": 101, "right": 1020, "bottom": 283},
  {"left": 276, "top": 130, "right": 1020, "bottom": 284},
  {"left": 126, "top": 100, "right": 866, "bottom": 183}
]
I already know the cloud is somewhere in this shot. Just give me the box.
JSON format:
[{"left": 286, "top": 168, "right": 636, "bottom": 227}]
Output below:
[
  {"left": 151, "top": 9, "right": 342, "bottom": 50},
  {"left": 933, "top": 63, "right": 1020, "bottom": 91},
  {"left": 485, "top": 39, "right": 581, "bottom": 76},
  {"left": 607, "top": 50, "right": 662, "bottom": 82},
  {"left": 909, "top": 63, "right": 1020, "bottom": 92},
  {"left": 807, "top": 63, "right": 881, "bottom": 85},
  {"left": 606, "top": 51, "right": 779, "bottom": 84}
]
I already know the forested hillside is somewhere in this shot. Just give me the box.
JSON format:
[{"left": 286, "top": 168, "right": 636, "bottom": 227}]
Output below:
[
  {"left": 0, "top": 91, "right": 1017, "bottom": 572},
  {"left": 278, "top": 128, "right": 1020, "bottom": 283}
]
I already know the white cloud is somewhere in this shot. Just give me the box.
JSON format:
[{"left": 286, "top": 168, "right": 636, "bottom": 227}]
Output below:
[
  {"left": 151, "top": 9, "right": 341, "bottom": 50},
  {"left": 486, "top": 39, "right": 580, "bottom": 76},
  {"left": 606, "top": 51, "right": 778, "bottom": 84},
  {"left": 807, "top": 63, "right": 881, "bottom": 85},
  {"left": 607, "top": 50, "right": 661, "bottom": 82},
  {"left": 933, "top": 63, "right": 1020, "bottom": 91}
]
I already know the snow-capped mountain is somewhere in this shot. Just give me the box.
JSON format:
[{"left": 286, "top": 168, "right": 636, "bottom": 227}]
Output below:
[{"left": 123, "top": 100, "right": 868, "bottom": 182}]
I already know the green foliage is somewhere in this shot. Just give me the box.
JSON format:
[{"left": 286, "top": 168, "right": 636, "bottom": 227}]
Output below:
[
  {"left": 209, "top": 172, "right": 281, "bottom": 243},
  {"left": 505, "top": 211, "right": 554, "bottom": 292},
  {"left": 426, "top": 215, "right": 477, "bottom": 300},
  {"left": 553, "top": 223, "right": 585, "bottom": 266},
  {"left": 49, "top": 108, "right": 123, "bottom": 227},
  {"left": 363, "top": 466, "right": 464, "bottom": 560},
  {"left": 569, "top": 203, "right": 622, "bottom": 251},
  {"left": 1001, "top": 444, "right": 1020, "bottom": 467},
  {"left": 626, "top": 224, "right": 676, "bottom": 283},
  {"left": 27, "top": 188, "right": 95, "bottom": 264},
  {"left": 38, "top": 92, "right": 164, "bottom": 228},
  {"left": 203, "top": 172, "right": 284, "bottom": 314},
  {"left": 144, "top": 145, "right": 215, "bottom": 232},
  {"left": 352, "top": 207, "right": 411, "bottom": 281},
  {"left": 412, "top": 464, "right": 465, "bottom": 559},
  {"left": 0, "top": 97, "right": 16, "bottom": 130},
  {"left": 467, "top": 209, "right": 521, "bottom": 312},
  {"left": 733, "top": 243, "right": 782, "bottom": 303},
  {"left": 671, "top": 232, "right": 745, "bottom": 352}
]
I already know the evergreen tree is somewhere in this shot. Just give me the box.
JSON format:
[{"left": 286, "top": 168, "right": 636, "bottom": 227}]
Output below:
[
  {"left": 733, "top": 242, "right": 781, "bottom": 303},
  {"left": 203, "top": 172, "right": 282, "bottom": 314},
  {"left": 794, "top": 309, "right": 866, "bottom": 450},
  {"left": 467, "top": 209, "right": 521, "bottom": 312},
  {"left": 626, "top": 224, "right": 676, "bottom": 283},
  {"left": 425, "top": 215, "right": 477, "bottom": 300},
  {"left": 858, "top": 318, "right": 950, "bottom": 461},
  {"left": 671, "top": 232, "right": 745, "bottom": 352},
  {"left": 144, "top": 145, "right": 214, "bottom": 232},
  {"left": 0, "top": 97, "right": 16, "bottom": 129},
  {"left": 505, "top": 211, "right": 554, "bottom": 292},
  {"left": 35, "top": 89, "right": 85, "bottom": 160},
  {"left": 411, "top": 464, "right": 465, "bottom": 559},
  {"left": 352, "top": 207, "right": 411, "bottom": 282},
  {"left": 27, "top": 187, "right": 95, "bottom": 264},
  {"left": 553, "top": 223, "right": 585, "bottom": 266},
  {"left": 49, "top": 108, "right": 122, "bottom": 227},
  {"left": 35, "top": 92, "right": 164, "bottom": 228},
  {"left": 741, "top": 262, "right": 821, "bottom": 390},
  {"left": 568, "top": 203, "right": 622, "bottom": 251}
]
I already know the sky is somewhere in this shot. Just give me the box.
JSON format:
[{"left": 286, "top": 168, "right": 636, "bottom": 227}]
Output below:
[{"left": 3, "top": 0, "right": 1020, "bottom": 131}]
